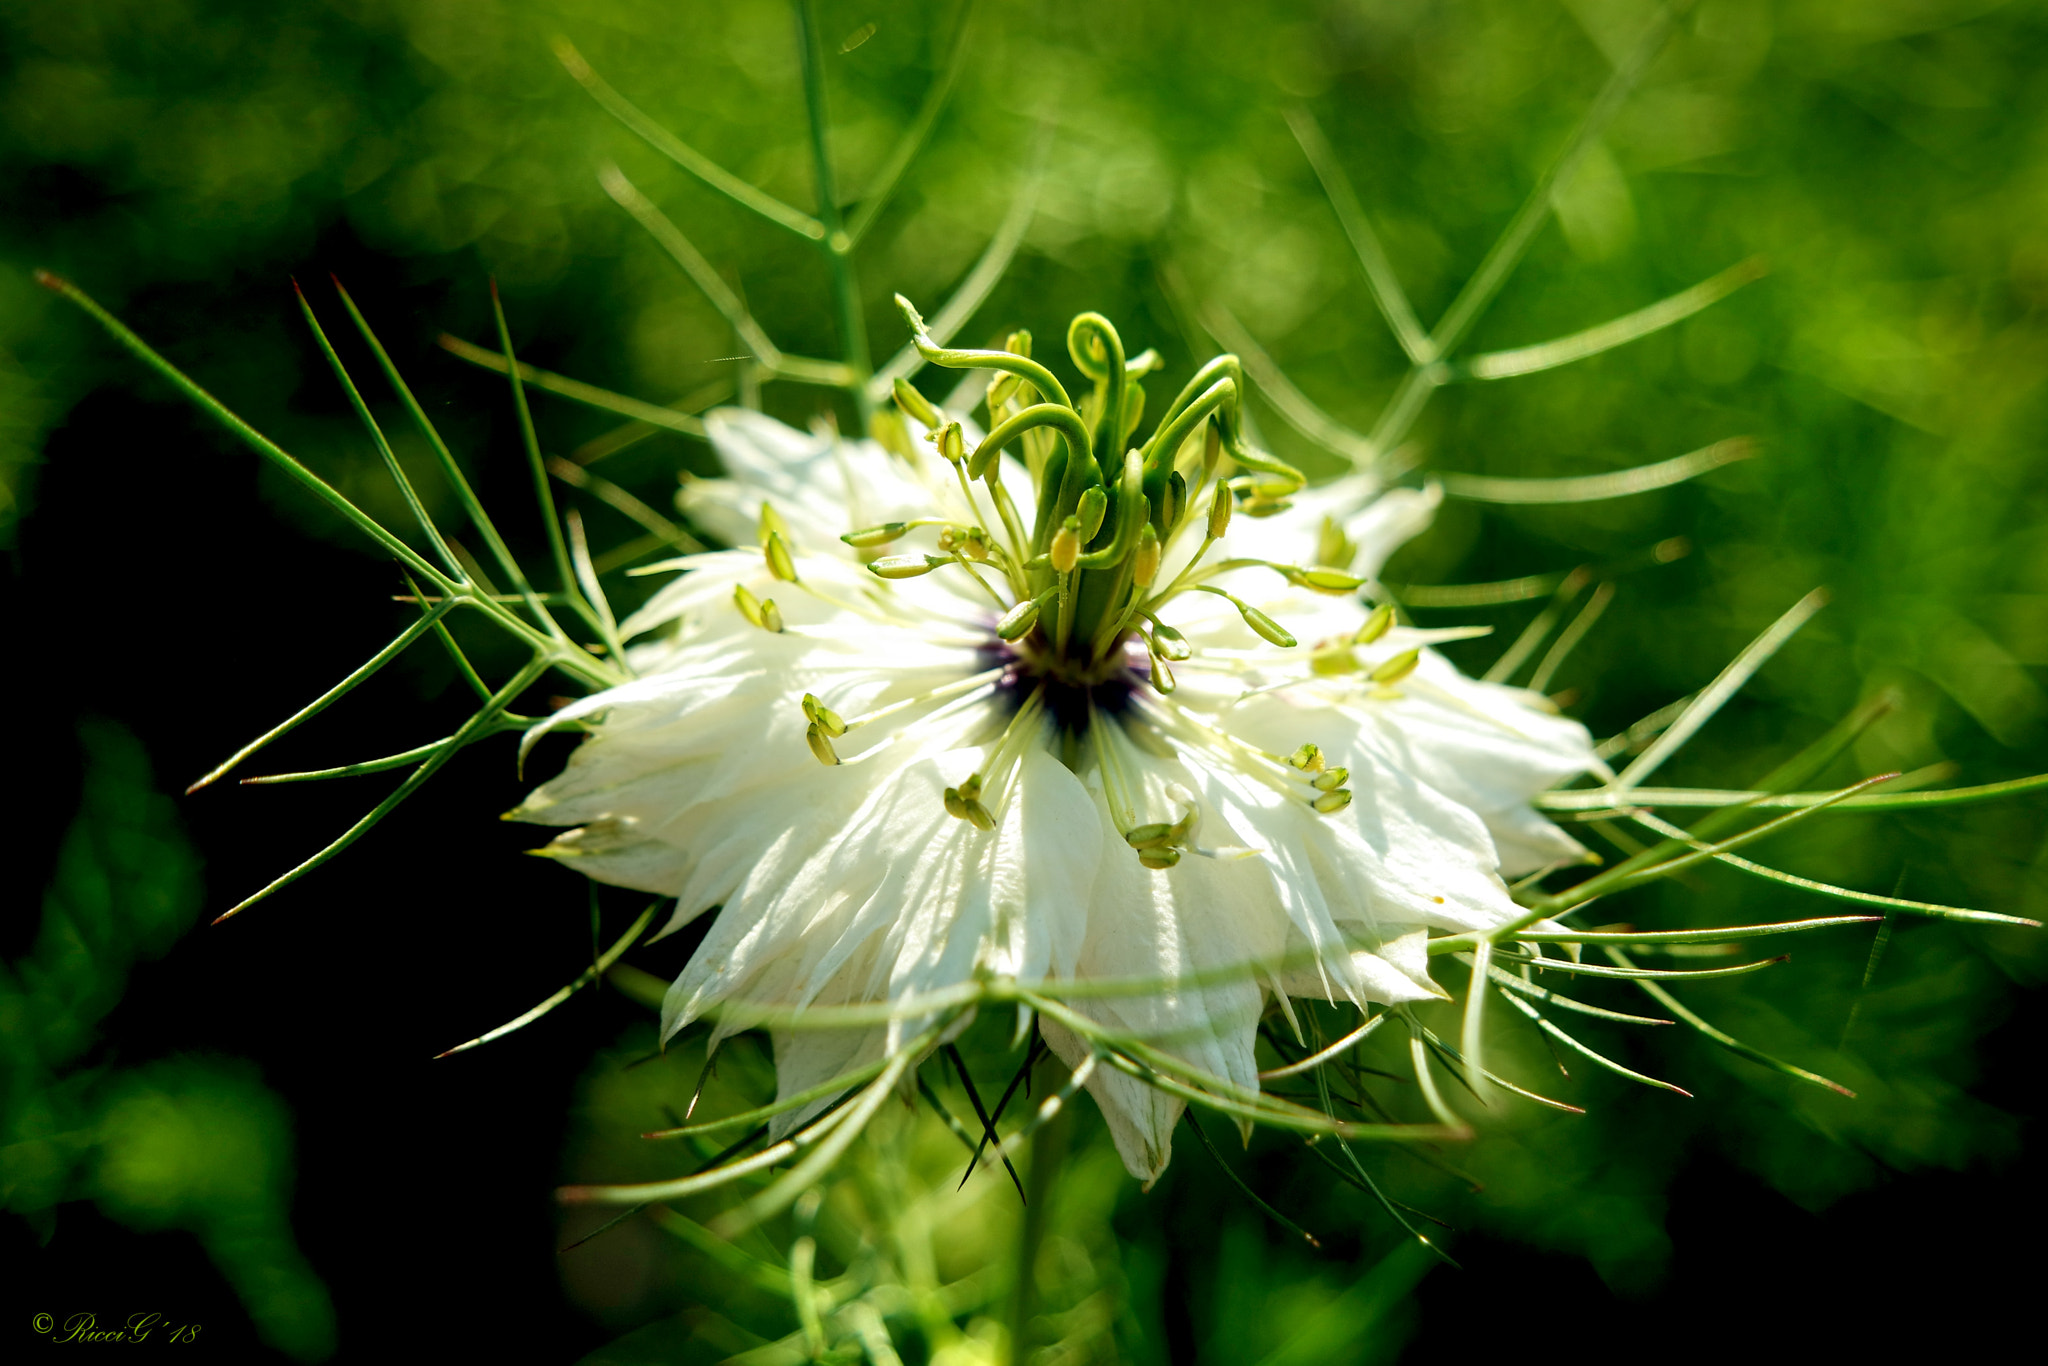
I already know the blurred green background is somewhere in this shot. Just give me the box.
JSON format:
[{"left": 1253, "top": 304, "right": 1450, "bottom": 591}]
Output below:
[{"left": 5, "top": 0, "right": 2046, "bottom": 1360}]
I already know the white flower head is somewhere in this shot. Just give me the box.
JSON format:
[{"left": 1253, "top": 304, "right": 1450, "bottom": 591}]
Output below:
[{"left": 512, "top": 307, "right": 1594, "bottom": 1180}]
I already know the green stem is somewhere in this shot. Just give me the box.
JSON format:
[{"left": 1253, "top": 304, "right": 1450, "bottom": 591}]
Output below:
[{"left": 794, "top": 0, "right": 873, "bottom": 420}]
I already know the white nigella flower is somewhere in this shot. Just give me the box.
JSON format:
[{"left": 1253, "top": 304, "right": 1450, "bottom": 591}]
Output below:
[{"left": 510, "top": 306, "right": 1595, "bottom": 1181}]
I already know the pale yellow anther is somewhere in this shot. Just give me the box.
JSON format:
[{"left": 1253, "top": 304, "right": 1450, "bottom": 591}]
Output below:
[
  {"left": 936, "top": 422, "right": 965, "bottom": 465},
  {"left": 963, "top": 799, "right": 995, "bottom": 832},
  {"left": 1286, "top": 743, "right": 1324, "bottom": 773},
  {"left": 806, "top": 722, "right": 840, "bottom": 766},
  {"left": 759, "top": 501, "right": 791, "bottom": 546},
  {"left": 943, "top": 786, "right": 968, "bottom": 820},
  {"left": 870, "top": 554, "right": 944, "bottom": 579},
  {"left": 1163, "top": 472, "right": 1187, "bottom": 530},
  {"left": 1077, "top": 487, "right": 1108, "bottom": 541},
  {"left": 998, "top": 596, "right": 1042, "bottom": 640},
  {"left": 764, "top": 530, "right": 798, "bottom": 583},
  {"left": 1369, "top": 648, "right": 1421, "bottom": 684},
  {"left": 1207, "top": 488, "right": 1232, "bottom": 540},
  {"left": 1150, "top": 622, "right": 1191, "bottom": 661},
  {"left": 1290, "top": 566, "right": 1365, "bottom": 594},
  {"left": 1312, "top": 789, "right": 1354, "bottom": 815},
  {"left": 1318, "top": 517, "right": 1354, "bottom": 573},
  {"left": 1149, "top": 654, "right": 1177, "bottom": 693},
  {"left": 1312, "top": 767, "right": 1348, "bottom": 791},
  {"left": 759, "top": 598, "right": 785, "bottom": 633},
  {"left": 843, "top": 522, "right": 908, "bottom": 548},
  {"left": 937, "top": 525, "right": 991, "bottom": 561},
  {"left": 1050, "top": 522, "right": 1080, "bottom": 575},
  {"left": 1240, "top": 601, "right": 1296, "bottom": 648},
  {"left": 733, "top": 584, "right": 765, "bottom": 628},
  {"left": 802, "top": 693, "right": 845, "bottom": 736},
  {"left": 1132, "top": 524, "right": 1161, "bottom": 587},
  {"left": 869, "top": 408, "right": 912, "bottom": 459},
  {"left": 959, "top": 772, "right": 983, "bottom": 802},
  {"left": 1310, "top": 644, "right": 1360, "bottom": 676},
  {"left": 1356, "top": 604, "right": 1396, "bottom": 645},
  {"left": 1139, "top": 847, "right": 1182, "bottom": 870},
  {"left": 892, "top": 377, "right": 941, "bottom": 428}
]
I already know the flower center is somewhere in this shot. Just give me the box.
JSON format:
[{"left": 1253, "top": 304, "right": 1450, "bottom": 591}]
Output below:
[
  {"left": 993, "top": 637, "right": 1139, "bottom": 738},
  {"left": 796, "top": 305, "right": 1368, "bottom": 865}
]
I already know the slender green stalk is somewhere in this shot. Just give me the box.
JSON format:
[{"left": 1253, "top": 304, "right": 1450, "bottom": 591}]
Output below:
[
  {"left": 845, "top": 0, "right": 979, "bottom": 246},
  {"left": 1606, "top": 946, "right": 1853, "bottom": 1096},
  {"left": 490, "top": 283, "right": 582, "bottom": 606},
  {"left": 216, "top": 654, "right": 552, "bottom": 921},
  {"left": 1426, "top": 0, "right": 1693, "bottom": 357},
  {"left": 294, "top": 283, "right": 462, "bottom": 577},
  {"left": 438, "top": 332, "right": 711, "bottom": 437},
  {"left": 330, "top": 280, "right": 565, "bottom": 641},
  {"left": 1284, "top": 106, "right": 1431, "bottom": 365},
  {"left": 550, "top": 35, "right": 825, "bottom": 240},
  {"left": 1442, "top": 438, "right": 1756, "bottom": 505},
  {"left": 40, "top": 272, "right": 448, "bottom": 588},
  {"left": 794, "top": 0, "right": 873, "bottom": 418},
  {"left": 1184, "top": 1110, "right": 1320, "bottom": 1247},
  {"left": 185, "top": 595, "right": 458, "bottom": 793},
  {"left": 435, "top": 902, "right": 660, "bottom": 1056}
]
